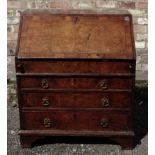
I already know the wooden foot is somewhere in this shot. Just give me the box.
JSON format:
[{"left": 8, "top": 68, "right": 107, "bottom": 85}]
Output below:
[
  {"left": 111, "top": 137, "right": 134, "bottom": 150},
  {"left": 20, "top": 136, "right": 39, "bottom": 148}
]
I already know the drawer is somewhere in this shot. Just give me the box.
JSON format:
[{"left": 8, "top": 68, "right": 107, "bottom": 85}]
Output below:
[
  {"left": 21, "top": 110, "right": 131, "bottom": 131},
  {"left": 16, "top": 60, "right": 135, "bottom": 74},
  {"left": 19, "top": 77, "right": 133, "bottom": 90},
  {"left": 21, "top": 92, "right": 131, "bottom": 108}
]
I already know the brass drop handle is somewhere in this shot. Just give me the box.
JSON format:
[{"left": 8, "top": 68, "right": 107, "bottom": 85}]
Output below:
[
  {"left": 43, "top": 118, "right": 52, "bottom": 128},
  {"left": 99, "top": 80, "right": 108, "bottom": 89},
  {"left": 42, "top": 97, "right": 49, "bottom": 106},
  {"left": 41, "top": 79, "right": 48, "bottom": 89},
  {"left": 101, "top": 97, "right": 110, "bottom": 107},
  {"left": 100, "top": 119, "right": 109, "bottom": 128},
  {"left": 17, "top": 63, "right": 24, "bottom": 73}
]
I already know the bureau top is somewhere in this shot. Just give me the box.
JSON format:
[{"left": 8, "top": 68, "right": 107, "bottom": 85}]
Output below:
[{"left": 16, "top": 9, "right": 135, "bottom": 60}]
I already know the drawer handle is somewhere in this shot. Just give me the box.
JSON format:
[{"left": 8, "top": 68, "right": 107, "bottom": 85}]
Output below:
[
  {"left": 101, "top": 97, "right": 110, "bottom": 107},
  {"left": 99, "top": 80, "right": 108, "bottom": 89},
  {"left": 43, "top": 118, "right": 52, "bottom": 128},
  {"left": 42, "top": 97, "right": 49, "bottom": 106},
  {"left": 17, "top": 63, "right": 24, "bottom": 73},
  {"left": 100, "top": 119, "right": 109, "bottom": 128},
  {"left": 129, "top": 64, "right": 134, "bottom": 73},
  {"left": 41, "top": 79, "right": 48, "bottom": 89}
]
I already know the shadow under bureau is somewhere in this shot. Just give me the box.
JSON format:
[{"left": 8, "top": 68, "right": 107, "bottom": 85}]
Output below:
[{"left": 15, "top": 9, "right": 136, "bottom": 149}]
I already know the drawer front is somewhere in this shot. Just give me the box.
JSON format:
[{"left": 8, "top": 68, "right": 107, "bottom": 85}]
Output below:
[
  {"left": 19, "top": 77, "right": 133, "bottom": 90},
  {"left": 16, "top": 60, "right": 135, "bottom": 74},
  {"left": 21, "top": 110, "right": 130, "bottom": 131},
  {"left": 21, "top": 92, "right": 131, "bottom": 108}
]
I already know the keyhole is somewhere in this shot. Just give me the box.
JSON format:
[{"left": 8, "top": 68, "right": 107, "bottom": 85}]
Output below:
[{"left": 73, "top": 16, "right": 79, "bottom": 24}]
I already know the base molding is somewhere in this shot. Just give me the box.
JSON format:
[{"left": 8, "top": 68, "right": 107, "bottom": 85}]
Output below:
[
  {"left": 19, "top": 130, "right": 135, "bottom": 149},
  {"left": 18, "top": 130, "right": 134, "bottom": 136}
]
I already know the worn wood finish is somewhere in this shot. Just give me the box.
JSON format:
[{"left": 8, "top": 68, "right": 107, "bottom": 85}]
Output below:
[
  {"left": 21, "top": 92, "right": 131, "bottom": 108},
  {"left": 19, "top": 76, "right": 133, "bottom": 89},
  {"left": 19, "top": 130, "right": 134, "bottom": 136},
  {"left": 16, "top": 10, "right": 136, "bottom": 149},
  {"left": 17, "top": 11, "right": 134, "bottom": 59},
  {"left": 21, "top": 110, "right": 131, "bottom": 131},
  {"left": 16, "top": 60, "right": 135, "bottom": 74}
]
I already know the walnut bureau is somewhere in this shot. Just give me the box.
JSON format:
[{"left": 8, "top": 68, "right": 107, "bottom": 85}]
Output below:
[{"left": 15, "top": 9, "right": 136, "bottom": 149}]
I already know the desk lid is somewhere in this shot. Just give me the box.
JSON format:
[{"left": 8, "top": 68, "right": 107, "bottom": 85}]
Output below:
[{"left": 16, "top": 9, "right": 135, "bottom": 59}]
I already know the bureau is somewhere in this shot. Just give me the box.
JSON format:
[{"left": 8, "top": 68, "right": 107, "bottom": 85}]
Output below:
[{"left": 15, "top": 9, "right": 136, "bottom": 149}]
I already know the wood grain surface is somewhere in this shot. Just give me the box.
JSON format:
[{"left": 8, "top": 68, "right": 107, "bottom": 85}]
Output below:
[
  {"left": 16, "top": 10, "right": 135, "bottom": 149},
  {"left": 20, "top": 110, "right": 131, "bottom": 131},
  {"left": 17, "top": 10, "right": 135, "bottom": 59}
]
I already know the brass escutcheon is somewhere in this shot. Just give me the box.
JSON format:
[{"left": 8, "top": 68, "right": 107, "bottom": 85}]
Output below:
[
  {"left": 43, "top": 118, "right": 51, "bottom": 128},
  {"left": 42, "top": 97, "right": 49, "bottom": 106},
  {"left": 100, "top": 119, "right": 109, "bottom": 128},
  {"left": 101, "top": 97, "right": 110, "bottom": 107},
  {"left": 41, "top": 79, "right": 48, "bottom": 89},
  {"left": 99, "top": 80, "right": 108, "bottom": 89}
]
